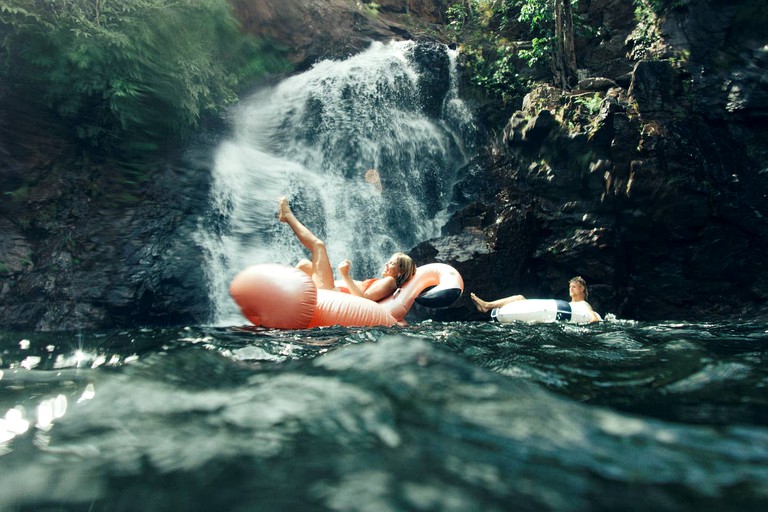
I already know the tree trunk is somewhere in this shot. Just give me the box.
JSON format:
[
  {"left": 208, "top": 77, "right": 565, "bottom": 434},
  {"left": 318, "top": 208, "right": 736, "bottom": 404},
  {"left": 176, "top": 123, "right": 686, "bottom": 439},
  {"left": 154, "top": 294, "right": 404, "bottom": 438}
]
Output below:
[{"left": 553, "top": 0, "right": 578, "bottom": 89}]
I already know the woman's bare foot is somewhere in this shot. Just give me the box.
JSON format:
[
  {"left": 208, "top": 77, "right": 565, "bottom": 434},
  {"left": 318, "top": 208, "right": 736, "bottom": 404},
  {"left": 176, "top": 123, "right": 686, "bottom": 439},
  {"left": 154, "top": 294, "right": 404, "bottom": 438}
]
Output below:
[
  {"left": 470, "top": 293, "right": 491, "bottom": 313},
  {"left": 278, "top": 196, "right": 291, "bottom": 222}
]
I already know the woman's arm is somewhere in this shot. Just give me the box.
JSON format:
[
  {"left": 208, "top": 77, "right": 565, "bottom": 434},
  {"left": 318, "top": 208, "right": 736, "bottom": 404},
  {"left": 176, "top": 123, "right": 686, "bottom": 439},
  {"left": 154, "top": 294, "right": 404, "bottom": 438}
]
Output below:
[
  {"left": 338, "top": 260, "right": 365, "bottom": 297},
  {"left": 362, "top": 276, "right": 397, "bottom": 302},
  {"left": 338, "top": 260, "right": 397, "bottom": 301}
]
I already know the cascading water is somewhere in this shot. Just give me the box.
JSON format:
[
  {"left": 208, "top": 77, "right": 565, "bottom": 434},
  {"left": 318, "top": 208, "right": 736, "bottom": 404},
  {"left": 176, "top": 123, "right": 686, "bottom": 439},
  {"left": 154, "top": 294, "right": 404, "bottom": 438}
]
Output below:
[{"left": 199, "top": 40, "right": 476, "bottom": 324}]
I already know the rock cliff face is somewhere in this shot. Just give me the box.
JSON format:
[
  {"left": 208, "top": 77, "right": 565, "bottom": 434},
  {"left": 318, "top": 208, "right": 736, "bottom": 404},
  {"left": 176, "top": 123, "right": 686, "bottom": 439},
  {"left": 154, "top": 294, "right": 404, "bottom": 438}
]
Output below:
[
  {"left": 420, "top": 0, "right": 768, "bottom": 322},
  {"left": 0, "top": 94, "right": 215, "bottom": 329},
  {"left": 1, "top": 0, "right": 766, "bottom": 329}
]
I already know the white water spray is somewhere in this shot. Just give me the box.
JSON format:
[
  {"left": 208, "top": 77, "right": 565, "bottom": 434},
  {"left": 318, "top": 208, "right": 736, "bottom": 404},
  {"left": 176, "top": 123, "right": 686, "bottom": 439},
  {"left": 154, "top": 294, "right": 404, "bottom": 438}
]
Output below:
[{"left": 198, "top": 41, "right": 476, "bottom": 324}]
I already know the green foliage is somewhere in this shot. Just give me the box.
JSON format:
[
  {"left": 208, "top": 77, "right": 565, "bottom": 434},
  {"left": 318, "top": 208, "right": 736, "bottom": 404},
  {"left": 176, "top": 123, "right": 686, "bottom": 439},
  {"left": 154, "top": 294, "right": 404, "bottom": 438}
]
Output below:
[
  {"left": 629, "top": 1, "right": 658, "bottom": 60},
  {"left": 630, "top": 0, "right": 693, "bottom": 60},
  {"left": 447, "top": 1, "right": 584, "bottom": 106},
  {"left": 447, "top": 1, "right": 534, "bottom": 106},
  {"left": 446, "top": 2, "right": 471, "bottom": 37},
  {"left": 575, "top": 93, "right": 602, "bottom": 115},
  {"left": 357, "top": 1, "right": 381, "bottom": 16},
  {"left": 636, "top": 0, "right": 691, "bottom": 16},
  {"left": 456, "top": 41, "right": 527, "bottom": 106},
  {"left": 0, "top": 0, "right": 289, "bottom": 155},
  {"left": 516, "top": 0, "right": 555, "bottom": 67}
]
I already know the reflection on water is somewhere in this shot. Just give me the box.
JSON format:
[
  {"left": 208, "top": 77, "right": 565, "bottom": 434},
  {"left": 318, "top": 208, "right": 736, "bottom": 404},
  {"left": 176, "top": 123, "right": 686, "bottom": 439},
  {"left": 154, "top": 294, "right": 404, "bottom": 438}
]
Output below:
[{"left": 1, "top": 320, "right": 767, "bottom": 511}]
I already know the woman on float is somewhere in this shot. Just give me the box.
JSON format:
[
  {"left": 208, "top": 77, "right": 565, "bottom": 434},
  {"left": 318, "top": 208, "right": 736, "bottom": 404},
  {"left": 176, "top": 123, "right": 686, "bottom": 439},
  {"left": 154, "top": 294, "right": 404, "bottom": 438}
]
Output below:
[
  {"left": 470, "top": 276, "right": 600, "bottom": 323},
  {"left": 278, "top": 197, "right": 416, "bottom": 302}
]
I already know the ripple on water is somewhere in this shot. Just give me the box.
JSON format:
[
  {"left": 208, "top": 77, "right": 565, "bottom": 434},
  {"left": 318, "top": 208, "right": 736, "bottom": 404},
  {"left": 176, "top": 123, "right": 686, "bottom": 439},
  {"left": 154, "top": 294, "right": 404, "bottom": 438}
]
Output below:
[
  {"left": 664, "top": 362, "right": 752, "bottom": 393},
  {"left": 2, "top": 323, "right": 768, "bottom": 511}
]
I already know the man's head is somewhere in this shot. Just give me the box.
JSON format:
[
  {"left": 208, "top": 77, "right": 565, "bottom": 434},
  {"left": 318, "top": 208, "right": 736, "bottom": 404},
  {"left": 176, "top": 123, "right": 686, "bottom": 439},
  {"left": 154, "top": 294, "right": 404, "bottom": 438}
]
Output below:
[{"left": 569, "top": 276, "right": 588, "bottom": 300}]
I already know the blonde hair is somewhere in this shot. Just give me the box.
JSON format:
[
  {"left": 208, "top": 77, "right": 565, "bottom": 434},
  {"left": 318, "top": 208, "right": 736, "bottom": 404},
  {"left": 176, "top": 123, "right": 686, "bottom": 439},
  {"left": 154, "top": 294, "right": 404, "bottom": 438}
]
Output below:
[
  {"left": 392, "top": 253, "right": 416, "bottom": 288},
  {"left": 569, "top": 276, "right": 588, "bottom": 299}
]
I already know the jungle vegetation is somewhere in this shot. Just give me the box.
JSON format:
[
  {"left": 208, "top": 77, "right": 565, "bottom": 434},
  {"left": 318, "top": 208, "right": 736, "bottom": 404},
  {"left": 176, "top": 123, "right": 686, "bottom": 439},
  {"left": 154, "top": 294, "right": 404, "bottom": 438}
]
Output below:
[
  {"left": 0, "top": 0, "right": 289, "bottom": 157},
  {"left": 445, "top": 0, "right": 691, "bottom": 107}
]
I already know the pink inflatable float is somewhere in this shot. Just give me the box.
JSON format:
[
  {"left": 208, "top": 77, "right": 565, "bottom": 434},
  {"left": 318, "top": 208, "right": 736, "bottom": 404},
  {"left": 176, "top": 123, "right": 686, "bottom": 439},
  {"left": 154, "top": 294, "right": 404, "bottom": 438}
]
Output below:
[{"left": 230, "top": 263, "right": 464, "bottom": 329}]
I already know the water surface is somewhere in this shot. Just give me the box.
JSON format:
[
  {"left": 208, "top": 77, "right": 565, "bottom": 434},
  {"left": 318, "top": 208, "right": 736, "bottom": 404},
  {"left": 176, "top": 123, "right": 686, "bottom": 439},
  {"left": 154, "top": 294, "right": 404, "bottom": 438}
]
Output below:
[{"left": 2, "top": 319, "right": 767, "bottom": 511}]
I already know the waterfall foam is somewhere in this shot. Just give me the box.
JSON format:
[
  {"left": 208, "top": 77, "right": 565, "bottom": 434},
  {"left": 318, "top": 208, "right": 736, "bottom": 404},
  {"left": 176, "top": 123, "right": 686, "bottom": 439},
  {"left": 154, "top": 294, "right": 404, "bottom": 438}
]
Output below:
[{"left": 198, "top": 40, "right": 476, "bottom": 324}]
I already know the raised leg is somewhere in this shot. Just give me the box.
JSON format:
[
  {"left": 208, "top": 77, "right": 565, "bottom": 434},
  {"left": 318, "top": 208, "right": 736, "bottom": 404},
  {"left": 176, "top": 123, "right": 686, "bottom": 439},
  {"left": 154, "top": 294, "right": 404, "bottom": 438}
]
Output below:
[{"left": 279, "top": 197, "right": 336, "bottom": 290}]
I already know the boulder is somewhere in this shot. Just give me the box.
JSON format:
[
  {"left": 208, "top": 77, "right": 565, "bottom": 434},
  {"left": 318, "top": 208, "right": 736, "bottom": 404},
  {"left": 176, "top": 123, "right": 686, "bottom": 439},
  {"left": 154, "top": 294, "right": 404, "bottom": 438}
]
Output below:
[
  {"left": 522, "top": 110, "right": 556, "bottom": 145},
  {"left": 628, "top": 60, "right": 681, "bottom": 116},
  {"left": 503, "top": 110, "right": 557, "bottom": 147},
  {"left": 576, "top": 77, "right": 619, "bottom": 91}
]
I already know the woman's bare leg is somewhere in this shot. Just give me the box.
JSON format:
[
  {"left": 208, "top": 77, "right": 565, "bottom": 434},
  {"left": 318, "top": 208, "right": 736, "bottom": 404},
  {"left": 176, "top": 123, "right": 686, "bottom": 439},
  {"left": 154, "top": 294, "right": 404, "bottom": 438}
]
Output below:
[
  {"left": 470, "top": 293, "right": 525, "bottom": 313},
  {"left": 295, "top": 259, "right": 313, "bottom": 277},
  {"left": 278, "top": 197, "right": 335, "bottom": 289}
]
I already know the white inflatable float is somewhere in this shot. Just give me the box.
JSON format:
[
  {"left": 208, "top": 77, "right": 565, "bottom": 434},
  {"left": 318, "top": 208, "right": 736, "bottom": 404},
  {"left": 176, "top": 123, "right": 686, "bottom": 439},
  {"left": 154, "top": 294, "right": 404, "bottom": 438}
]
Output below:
[
  {"left": 491, "top": 299, "right": 600, "bottom": 324},
  {"left": 230, "top": 262, "right": 463, "bottom": 329}
]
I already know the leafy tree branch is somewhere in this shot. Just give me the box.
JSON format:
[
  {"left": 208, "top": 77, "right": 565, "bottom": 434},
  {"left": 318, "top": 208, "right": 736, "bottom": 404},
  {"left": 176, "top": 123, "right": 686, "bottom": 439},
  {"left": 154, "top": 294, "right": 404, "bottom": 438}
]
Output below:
[{"left": 0, "top": 0, "right": 290, "bottom": 156}]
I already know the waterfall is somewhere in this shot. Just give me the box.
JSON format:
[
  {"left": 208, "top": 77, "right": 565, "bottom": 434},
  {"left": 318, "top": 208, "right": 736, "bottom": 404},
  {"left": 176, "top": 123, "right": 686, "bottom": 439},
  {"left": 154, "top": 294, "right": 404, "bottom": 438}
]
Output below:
[{"left": 198, "top": 40, "right": 476, "bottom": 324}]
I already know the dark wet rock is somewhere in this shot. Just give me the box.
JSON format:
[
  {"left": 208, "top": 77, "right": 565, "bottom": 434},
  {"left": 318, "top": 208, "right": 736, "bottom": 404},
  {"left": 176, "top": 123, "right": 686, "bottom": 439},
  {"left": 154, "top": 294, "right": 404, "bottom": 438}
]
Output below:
[
  {"left": 652, "top": 1, "right": 768, "bottom": 121},
  {"left": 0, "top": 135, "right": 215, "bottom": 330},
  {"left": 629, "top": 60, "right": 683, "bottom": 116},
  {"left": 452, "top": 85, "right": 768, "bottom": 321},
  {"left": 576, "top": 77, "right": 619, "bottom": 91},
  {"left": 522, "top": 110, "right": 556, "bottom": 146},
  {"left": 408, "top": 41, "right": 451, "bottom": 118},
  {"left": 0, "top": 219, "right": 33, "bottom": 275},
  {"left": 576, "top": 0, "right": 636, "bottom": 80},
  {"left": 502, "top": 112, "right": 528, "bottom": 145},
  {"left": 503, "top": 109, "right": 557, "bottom": 148},
  {"left": 412, "top": 229, "right": 490, "bottom": 265},
  {"left": 724, "top": 60, "right": 768, "bottom": 119}
]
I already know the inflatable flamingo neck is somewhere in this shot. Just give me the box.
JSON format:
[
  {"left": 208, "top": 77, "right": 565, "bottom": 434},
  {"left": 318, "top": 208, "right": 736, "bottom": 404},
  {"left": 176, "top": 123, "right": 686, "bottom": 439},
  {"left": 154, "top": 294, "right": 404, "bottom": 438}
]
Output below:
[{"left": 378, "top": 263, "right": 464, "bottom": 322}]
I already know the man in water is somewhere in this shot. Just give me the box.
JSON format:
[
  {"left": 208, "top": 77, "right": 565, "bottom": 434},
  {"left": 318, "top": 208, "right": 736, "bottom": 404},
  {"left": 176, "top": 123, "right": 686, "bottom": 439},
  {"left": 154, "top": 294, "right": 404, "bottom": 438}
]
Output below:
[{"left": 471, "top": 276, "right": 601, "bottom": 323}]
